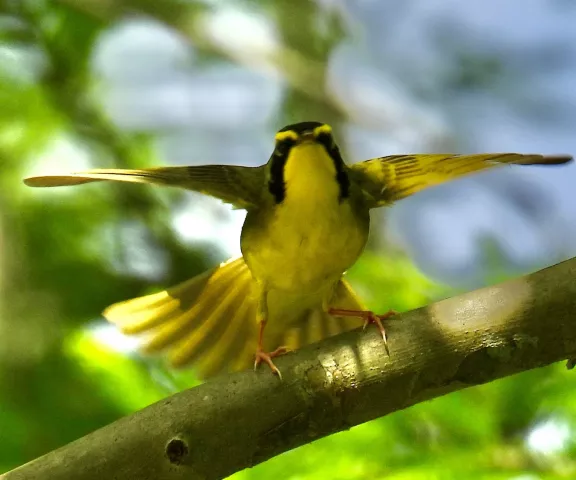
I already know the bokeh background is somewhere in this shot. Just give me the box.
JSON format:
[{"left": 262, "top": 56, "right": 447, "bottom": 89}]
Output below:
[{"left": 1, "top": 0, "right": 576, "bottom": 478}]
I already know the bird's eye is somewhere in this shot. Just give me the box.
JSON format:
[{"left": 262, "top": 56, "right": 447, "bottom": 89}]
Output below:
[{"left": 274, "top": 138, "right": 296, "bottom": 156}]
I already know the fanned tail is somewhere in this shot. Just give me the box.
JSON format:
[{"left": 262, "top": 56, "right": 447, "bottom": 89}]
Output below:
[
  {"left": 104, "top": 257, "right": 260, "bottom": 378},
  {"left": 104, "top": 257, "right": 367, "bottom": 379},
  {"left": 279, "top": 279, "right": 366, "bottom": 350}
]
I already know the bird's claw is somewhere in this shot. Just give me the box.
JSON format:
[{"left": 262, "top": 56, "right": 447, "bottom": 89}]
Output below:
[
  {"left": 329, "top": 307, "right": 396, "bottom": 355},
  {"left": 254, "top": 346, "right": 289, "bottom": 380},
  {"left": 362, "top": 309, "right": 396, "bottom": 355}
]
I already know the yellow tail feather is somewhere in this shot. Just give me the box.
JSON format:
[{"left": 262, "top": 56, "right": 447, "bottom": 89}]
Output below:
[{"left": 104, "top": 256, "right": 366, "bottom": 379}]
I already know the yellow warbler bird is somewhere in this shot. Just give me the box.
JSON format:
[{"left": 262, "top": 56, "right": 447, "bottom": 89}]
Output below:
[{"left": 24, "top": 121, "right": 572, "bottom": 379}]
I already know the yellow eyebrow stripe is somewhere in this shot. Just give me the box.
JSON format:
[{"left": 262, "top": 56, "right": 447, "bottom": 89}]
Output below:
[
  {"left": 274, "top": 130, "right": 299, "bottom": 142},
  {"left": 274, "top": 124, "right": 332, "bottom": 143},
  {"left": 313, "top": 124, "right": 332, "bottom": 136}
]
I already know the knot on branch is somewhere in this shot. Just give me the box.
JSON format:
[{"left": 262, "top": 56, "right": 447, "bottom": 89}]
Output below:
[{"left": 165, "top": 436, "right": 189, "bottom": 465}]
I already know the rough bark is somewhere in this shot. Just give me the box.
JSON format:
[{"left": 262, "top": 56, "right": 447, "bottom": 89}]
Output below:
[{"left": 3, "top": 258, "right": 576, "bottom": 480}]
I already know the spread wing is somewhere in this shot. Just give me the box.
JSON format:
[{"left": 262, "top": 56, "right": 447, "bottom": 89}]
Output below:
[
  {"left": 24, "top": 164, "right": 266, "bottom": 209},
  {"left": 348, "top": 153, "right": 572, "bottom": 208}
]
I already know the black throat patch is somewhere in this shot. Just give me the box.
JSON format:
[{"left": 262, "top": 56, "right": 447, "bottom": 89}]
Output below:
[
  {"left": 315, "top": 134, "right": 350, "bottom": 202},
  {"left": 268, "top": 140, "right": 292, "bottom": 203}
]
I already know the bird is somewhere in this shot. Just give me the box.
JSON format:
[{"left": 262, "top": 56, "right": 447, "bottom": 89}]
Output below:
[{"left": 24, "top": 121, "right": 572, "bottom": 379}]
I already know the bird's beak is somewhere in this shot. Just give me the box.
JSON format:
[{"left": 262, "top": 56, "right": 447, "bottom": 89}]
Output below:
[{"left": 298, "top": 131, "right": 316, "bottom": 144}]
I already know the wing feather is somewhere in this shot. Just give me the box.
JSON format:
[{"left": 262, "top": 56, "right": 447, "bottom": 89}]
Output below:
[
  {"left": 349, "top": 153, "right": 572, "bottom": 208},
  {"left": 24, "top": 164, "right": 265, "bottom": 209}
]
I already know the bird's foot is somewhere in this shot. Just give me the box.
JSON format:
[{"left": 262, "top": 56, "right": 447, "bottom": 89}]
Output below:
[
  {"left": 328, "top": 308, "right": 397, "bottom": 354},
  {"left": 254, "top": 346, "right": 289, "bottom": 379}
]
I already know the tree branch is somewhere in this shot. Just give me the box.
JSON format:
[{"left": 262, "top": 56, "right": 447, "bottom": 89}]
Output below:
[{"left": 4, "top": 258, "right": 576, "bottom": 480}]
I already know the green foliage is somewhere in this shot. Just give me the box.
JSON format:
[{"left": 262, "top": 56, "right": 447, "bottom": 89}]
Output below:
[
  {"left": 0, "top": 1, "right": 574, "bottom": 479},
  {"left": 346, "top": 249, "right": 448, "bottom": 313}
]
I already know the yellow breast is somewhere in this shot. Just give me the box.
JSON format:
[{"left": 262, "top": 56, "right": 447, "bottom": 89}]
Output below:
[
  {"left": 241, "top": 142, "right": 369, "bottom": 293},
  {"left": 283, "top": 142, "right": 340, "bottom": 203}
]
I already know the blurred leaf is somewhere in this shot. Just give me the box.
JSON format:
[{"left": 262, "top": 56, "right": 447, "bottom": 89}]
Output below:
[
  {"left": 65, "top": 328, "right": 167, "bottom": 410},
  {"left": 346, "top": 249, "right": 447, "bottom": 313}
]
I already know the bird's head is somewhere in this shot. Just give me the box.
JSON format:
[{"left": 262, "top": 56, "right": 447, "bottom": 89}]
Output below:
[
  {"left": 274, "top": 121, "right": 334, "bottom": 148},
  {"left": 268, "top": 121, "right": 349, "bottom": 203}
]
